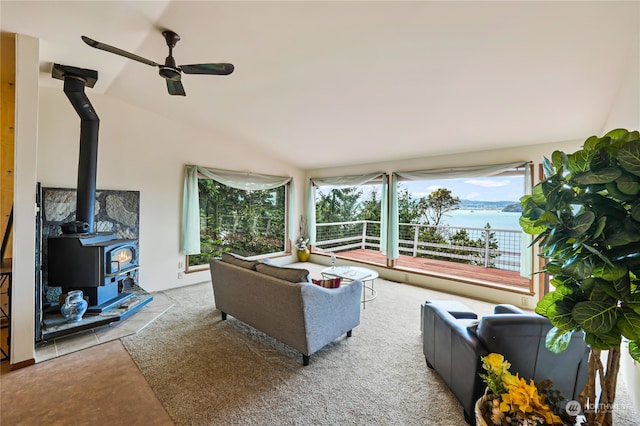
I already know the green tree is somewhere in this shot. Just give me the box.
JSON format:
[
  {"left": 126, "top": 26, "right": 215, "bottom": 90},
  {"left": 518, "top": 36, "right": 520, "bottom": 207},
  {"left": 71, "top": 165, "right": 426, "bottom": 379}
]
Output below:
[
  {"left": 316, "top": 187, "right": 363, "bottom": 222},
  {"left": 189, "top": 180, "right": 285, "bottom": 266},
  {"left": 360, "top": 189, "right": 381, "bottom": 221},
  {"left": 398, "top": 185, "right": 421, "bottom": 224},
  {"left": 416, "top": 187, "right": 461, "bottom": 226}
]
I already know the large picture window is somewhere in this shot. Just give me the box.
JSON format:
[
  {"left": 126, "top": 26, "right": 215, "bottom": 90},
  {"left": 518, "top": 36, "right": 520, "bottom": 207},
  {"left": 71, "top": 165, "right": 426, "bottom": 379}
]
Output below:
[
  {"left": 182, "top": 165, "right": 293, "bottom": 270},
  {"left": 396, "top": 174, "right": 524, "bottom": 271},
  {"left": 313, "top": 182, "right": 384, "bottom": 256},
  {"left": 187, "top": 180, "right": 287, "bottom": 267},
  {"left": 307, "top": 173, "right": 387, "bottom": 266}
]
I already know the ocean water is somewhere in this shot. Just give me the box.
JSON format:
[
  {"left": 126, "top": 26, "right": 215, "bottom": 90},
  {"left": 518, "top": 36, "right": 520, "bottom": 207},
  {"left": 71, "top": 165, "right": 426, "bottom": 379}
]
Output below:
[
  {"left": 442, "top": 209, "right": 521, "bottom": 231},
  {"left": 441, "top": 209, "right": 523, "bottom": 270}
]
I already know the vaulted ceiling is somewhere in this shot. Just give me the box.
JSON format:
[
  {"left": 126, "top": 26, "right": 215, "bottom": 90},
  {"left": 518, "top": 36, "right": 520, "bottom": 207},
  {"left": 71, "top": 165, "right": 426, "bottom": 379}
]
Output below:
[{"left": 2, "top": 1, "right": 639, "bottom": 169}]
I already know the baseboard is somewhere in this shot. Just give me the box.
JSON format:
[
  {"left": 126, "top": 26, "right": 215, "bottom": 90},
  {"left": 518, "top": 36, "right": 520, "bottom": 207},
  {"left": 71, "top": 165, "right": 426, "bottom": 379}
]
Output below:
[{"left": 10, "top": 358, "right": 35, "bottom": 371}]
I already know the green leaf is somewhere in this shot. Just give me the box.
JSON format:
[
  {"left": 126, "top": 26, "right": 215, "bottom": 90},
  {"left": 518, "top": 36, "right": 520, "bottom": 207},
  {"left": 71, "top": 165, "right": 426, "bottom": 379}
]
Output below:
[
  {"left": 581, "top": 193, "right": 628, "bottom": 219},
  {"left": 520, "top": 195, "right": 540, "bottom": 216},
  {"left": 567, "top": 150, "right": 591, "bottom": 175},
  {"left": 605, "top": 182, "right": 637, "bottom": 202},
  {"left": 626, "top": 293, "right": 640, "bottom": 316},
  {"left": 618, "top": 140, "right": 640, "bottom": 177},
  {"left": 592, "top": 216, "right": 607, "bottom": 239},
  {"left": 562, "top": 255, "right": 593, "bottom": 280},
  {"left": 531, "top": 184, "right": 546, "bottom": 205},
  {"left": 583, "top": 135, "right": 600, "bottom": 152},
  {"left": 581, "top": 244, "right": 613, "bottom": 268},
  {"left": 572, "top": 301, "right": 620, "bottom": 334},
  {"left": 519, "top": 216, "right": 547, "bottom": 235},
  {"left": 545, "top": 327, "right": 573, "bottom": 353},
  {"left": 569, "top": 211, "right": 595, "bottom": 237},
  {"left": 535, "top": 211, "right": 559, "bottom": 226},
  {"left": 535, "top": 292, "right": 555, "bottom": 317},
  {"left": 544, "top": 262, "right": 564, "bottom": 276},
  {"left": 551, "top": 151, "right": 568, "bottom": 172},
  {"left": 617, "top": 308, "right": 640, "bottom": 341},
  {"left": 604, "top": 219, "right": 640, "bottom": 247},
  {"left": 584, "top": 330, "right": 622, "bottom": 350},
  {"left": 572, "top": 167, "right": 622, "bottom": 185},
  {"left": 592, "top": 261, "right": 628, "bottom": 281},
  {"left": 605, "top": 128, "right": 630, "bottom": 141},
  {"left": 547, "top": 298, "right": 580, "bottom": 330},
  {"left": 616, "top": 173, "right": 640, "bottom": 195},
  {"left": 631, "top": 200, "right": 640, "bottom": 222},
  {"left": 629, "top": 340, "right": 640, "bottom": 363},
  {"left": 547, "top": 187, "right": 576, "bottom": 209},
  {"left": 600, "top": 281, "right": 623, "bottom": 300},
  {"left": 613, "top": 275, "right": 631, "bottom": 300}
]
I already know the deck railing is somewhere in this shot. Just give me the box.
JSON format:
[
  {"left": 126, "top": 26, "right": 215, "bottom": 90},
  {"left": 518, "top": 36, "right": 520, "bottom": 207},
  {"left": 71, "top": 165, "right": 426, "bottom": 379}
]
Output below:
[{"left": 314, "top": 220, "right": 522, "bottom": 271}]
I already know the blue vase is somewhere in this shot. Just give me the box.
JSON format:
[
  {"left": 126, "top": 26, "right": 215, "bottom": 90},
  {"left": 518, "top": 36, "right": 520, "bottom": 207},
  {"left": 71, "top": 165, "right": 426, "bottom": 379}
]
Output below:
[{"left": 61, "top": 290, "right": 89, "bottom": 322}]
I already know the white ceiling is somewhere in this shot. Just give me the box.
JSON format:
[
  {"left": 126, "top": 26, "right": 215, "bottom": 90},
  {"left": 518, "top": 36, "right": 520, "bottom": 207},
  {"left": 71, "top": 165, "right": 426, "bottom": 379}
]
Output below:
[{"left": 2, "top": 1, "right": 639, "bottom": 169}]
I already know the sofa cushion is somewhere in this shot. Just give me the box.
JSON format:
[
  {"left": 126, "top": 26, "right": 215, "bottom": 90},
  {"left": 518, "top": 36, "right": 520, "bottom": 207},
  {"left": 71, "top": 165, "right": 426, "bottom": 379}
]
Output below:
[
  {"left": 221, "top": 252, "right": 258, "bottom": 270},
  {"left": 312, "top": 277, "right": 342, "bottom": 288},
  {"left": 255, "top": 263, "right": 310, "bottom": 283}
]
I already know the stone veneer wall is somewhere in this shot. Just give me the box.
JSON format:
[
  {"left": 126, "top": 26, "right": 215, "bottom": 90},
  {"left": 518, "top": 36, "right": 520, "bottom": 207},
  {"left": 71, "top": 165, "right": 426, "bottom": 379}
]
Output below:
[
  {"left": 41, "top": 187, "right": 140, "bottom": 303},
  {"left": 43, "top": 188, "right": 139, "bottom": 239}
]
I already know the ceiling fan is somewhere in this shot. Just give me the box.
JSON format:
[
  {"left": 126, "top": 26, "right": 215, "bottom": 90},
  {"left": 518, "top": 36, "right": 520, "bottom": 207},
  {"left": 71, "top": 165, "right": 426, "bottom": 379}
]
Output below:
[{"left": 81, "top": 30, "right": 234, "bottom": 96}]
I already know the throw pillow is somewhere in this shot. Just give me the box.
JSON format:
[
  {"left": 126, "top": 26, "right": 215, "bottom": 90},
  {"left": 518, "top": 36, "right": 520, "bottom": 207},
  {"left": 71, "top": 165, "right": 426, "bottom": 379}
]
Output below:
[
  {"left": 220, "top": 252, "right": 258, "bottom": 270},
  {"left": 255, "top": 263, "right": 310, "bottom": 283},
  {"left": 311, "top": 278, "right": 342, "bottom": 289}
]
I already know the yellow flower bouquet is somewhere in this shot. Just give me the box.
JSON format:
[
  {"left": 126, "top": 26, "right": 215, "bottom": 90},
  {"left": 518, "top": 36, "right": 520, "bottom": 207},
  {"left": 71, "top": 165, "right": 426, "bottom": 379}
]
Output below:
[{"left": 476, "top": 353, "right": 575, "bottom": 426}]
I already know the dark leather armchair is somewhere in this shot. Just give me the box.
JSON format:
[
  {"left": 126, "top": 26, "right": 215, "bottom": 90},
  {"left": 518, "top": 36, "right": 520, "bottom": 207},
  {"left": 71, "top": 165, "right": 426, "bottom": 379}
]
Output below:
[{"left": 422, "top": 301, "right": 589, "bottom": 424}]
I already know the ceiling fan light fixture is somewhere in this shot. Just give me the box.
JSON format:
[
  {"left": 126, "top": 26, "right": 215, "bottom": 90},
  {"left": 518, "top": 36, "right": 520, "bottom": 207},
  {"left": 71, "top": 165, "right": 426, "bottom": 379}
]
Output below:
[{"left": 159, "top": 67, "right": 181, "bottom": 81}]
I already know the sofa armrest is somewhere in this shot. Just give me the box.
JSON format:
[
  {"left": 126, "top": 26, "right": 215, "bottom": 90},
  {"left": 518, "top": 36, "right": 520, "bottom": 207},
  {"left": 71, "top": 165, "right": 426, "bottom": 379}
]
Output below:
[
  {"left": 422, "top": 302, "right": 488, "bottom": 421},
  {"left": 494, "top": 304, "right": 527, "bottom": 315},
  {"left": 301, "top": 280, "right": 362, "bottom": 355}
]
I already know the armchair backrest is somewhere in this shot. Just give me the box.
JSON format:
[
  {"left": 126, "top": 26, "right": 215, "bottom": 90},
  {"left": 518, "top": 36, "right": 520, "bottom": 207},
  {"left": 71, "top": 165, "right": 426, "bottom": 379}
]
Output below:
[{"left": 476, "top": 313, "right": 589, "bottom": 401}]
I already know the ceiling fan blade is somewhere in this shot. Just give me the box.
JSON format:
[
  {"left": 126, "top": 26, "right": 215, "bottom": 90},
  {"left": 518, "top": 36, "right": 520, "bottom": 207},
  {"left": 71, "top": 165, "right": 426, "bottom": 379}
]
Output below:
[
  {"left": 81, "top": 36, "right": 160, "bottom": 67},
  {"left": 180, "top": 63, "right": 234, "bottom": 75},
  {"left": 166, "top": 79, "right": 186, "bottom": 96}
]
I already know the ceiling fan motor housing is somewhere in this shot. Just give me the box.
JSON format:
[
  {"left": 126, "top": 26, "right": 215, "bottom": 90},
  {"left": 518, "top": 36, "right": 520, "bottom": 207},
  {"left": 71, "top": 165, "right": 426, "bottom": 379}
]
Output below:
[{"left": 159, "top": 66, "right": 181, "bottom": 81}]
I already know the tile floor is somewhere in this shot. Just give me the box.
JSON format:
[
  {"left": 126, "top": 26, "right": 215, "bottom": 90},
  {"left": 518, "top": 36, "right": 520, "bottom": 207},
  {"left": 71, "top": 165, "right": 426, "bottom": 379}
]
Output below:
[{"left": 34, "top": 291, "right": 174, "bottom": 362}]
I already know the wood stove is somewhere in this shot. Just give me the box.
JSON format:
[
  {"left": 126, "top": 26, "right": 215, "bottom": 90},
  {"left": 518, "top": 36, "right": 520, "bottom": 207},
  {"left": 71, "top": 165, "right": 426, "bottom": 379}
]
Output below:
[
  {"left": 47, "top": 233, "right": 139, "bottom": 309},
  {"left": 46, "top": 64, "right": 141, "bottom": 311}
]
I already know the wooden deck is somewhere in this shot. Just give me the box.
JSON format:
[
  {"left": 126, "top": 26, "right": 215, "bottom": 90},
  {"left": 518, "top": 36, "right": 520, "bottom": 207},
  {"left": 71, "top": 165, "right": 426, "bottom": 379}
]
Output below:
[{"left": 330, "top": 249, "right": 532, "bottom": 293}]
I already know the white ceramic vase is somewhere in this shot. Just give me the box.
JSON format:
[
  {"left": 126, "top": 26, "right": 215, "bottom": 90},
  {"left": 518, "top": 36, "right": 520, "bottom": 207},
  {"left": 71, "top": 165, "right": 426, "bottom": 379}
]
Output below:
[{"left": 60, "top": 290, "right": 89, "bottom": 322}]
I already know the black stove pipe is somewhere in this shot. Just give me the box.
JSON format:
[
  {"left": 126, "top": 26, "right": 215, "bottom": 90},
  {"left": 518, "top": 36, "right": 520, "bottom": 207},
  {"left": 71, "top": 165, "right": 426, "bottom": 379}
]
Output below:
[{"left": 61, "top": 71, "right": 100, "bottom": 234}]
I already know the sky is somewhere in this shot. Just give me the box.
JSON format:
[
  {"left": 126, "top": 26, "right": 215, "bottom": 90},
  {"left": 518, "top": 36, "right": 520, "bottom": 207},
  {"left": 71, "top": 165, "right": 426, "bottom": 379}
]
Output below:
[
  {"left": 403, "top": 176, "right": 524, "bottom": 202},
  {"left": 317, "top": 175, "right": 526, "bottom": 203}
]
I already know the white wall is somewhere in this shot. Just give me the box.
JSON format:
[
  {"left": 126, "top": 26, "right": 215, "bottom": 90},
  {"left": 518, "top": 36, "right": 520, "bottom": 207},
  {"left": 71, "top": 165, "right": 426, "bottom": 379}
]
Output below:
[
  {"left": 12, "top": 34, "right": 39, "bottom": 365},
  {"left": 603, "top": 33, "right": 640, "bottom": 132},
  {"left": 37, "top": 87, "right": 306, "bottom": 292}
]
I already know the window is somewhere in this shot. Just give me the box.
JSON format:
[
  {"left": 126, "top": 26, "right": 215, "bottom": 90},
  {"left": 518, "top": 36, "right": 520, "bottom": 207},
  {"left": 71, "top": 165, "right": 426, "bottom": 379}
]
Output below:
[
  {"left": 313, "top": 182, "right": 384, "bottom": 257},
  {"left": 182, "top": 165, "right": 293, "bottom": 270},
  {"left": 307, "top": 172, "right": 387, "bottom": 266},
  {"left": 187, "top": 181, "right": 287, "bottom": 268},
  {"left": 398, "top": 174, "right": 524, "bottom": 271}
]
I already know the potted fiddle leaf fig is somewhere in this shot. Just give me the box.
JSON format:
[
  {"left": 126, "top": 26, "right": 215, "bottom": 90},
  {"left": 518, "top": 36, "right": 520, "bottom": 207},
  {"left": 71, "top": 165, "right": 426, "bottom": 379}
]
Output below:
[{"left": 520, "top": 129, "right": 640, "bottom": 426}]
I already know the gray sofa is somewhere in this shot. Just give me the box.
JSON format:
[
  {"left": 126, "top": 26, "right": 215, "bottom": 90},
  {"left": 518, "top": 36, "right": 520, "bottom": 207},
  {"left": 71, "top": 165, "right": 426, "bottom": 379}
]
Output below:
[{"left": 209, "top": 254, "right": 362, "bottom": 365}]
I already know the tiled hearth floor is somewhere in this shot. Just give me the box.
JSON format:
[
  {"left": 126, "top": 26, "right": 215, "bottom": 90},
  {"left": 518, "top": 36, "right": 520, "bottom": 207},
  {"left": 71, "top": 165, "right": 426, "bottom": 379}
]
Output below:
[{"left": 34, "top": 291, "right": 174, "bottom": 363}]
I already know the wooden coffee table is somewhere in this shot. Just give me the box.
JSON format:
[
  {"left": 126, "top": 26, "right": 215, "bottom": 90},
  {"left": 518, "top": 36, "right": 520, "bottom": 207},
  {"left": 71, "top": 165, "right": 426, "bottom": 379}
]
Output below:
[{"left": 321, "top": 266, "right": 378, "bottom": 308}]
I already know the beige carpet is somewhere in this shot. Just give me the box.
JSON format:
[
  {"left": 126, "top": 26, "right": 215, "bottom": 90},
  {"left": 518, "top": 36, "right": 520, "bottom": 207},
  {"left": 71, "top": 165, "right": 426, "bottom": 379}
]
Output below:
[{"left": 122, "top": 263, "right": 637, "bottom": 426}]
